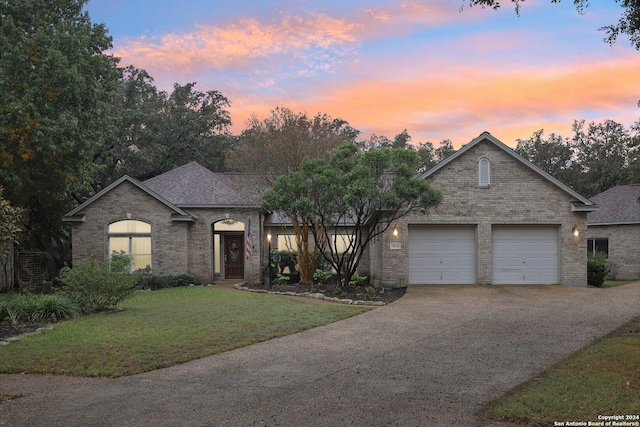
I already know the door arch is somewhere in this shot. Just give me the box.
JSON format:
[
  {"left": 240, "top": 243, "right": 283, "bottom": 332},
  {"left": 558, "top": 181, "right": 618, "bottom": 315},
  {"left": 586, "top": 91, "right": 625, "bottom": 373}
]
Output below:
[{"left": 213, "top": 219, "right": 246, "bottom": 280}]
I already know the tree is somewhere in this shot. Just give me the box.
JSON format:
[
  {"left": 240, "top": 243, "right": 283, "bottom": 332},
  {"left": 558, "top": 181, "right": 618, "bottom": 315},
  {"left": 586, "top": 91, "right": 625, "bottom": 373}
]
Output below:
[
  {"left": 226, "top": 107, "right": 359, "bottom": 179},
  {"left": 0, "top": 187, "right": 25, "bottom": 290},
  {"left": 462, "top": 0, "right": 640, "bottom": 50},
  {"left": 515, "top": 129, "right": 578, "bottom": 187},
  {"left": 415, "top": 139, "right": 457, "bottom": 172},
  {"left": 262, "top": 143, "right": 442, "bottom": 287},
  {"left": 0, "top": 0, "right": 120, "bottom": 269}
]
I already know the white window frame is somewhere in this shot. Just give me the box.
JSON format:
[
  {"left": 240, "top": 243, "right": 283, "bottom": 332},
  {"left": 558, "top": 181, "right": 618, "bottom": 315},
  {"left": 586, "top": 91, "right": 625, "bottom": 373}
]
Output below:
[{"left": 478, "top": 157, "right": 490, "bottom": 187}]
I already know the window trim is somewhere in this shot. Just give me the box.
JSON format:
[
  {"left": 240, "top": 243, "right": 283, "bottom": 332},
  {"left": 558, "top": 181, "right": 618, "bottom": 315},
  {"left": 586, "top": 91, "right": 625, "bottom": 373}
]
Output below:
[
  {"left": 478, "top": 157, "right": 490, "bottom": 187},
  {"left": 108, "top": 219, "right": 152, "bottom": 272}
]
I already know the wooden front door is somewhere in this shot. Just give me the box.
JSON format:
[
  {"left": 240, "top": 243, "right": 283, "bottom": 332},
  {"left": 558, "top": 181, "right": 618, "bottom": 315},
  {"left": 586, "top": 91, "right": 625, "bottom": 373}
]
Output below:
[{"left": 224, "top": 234, "right": 244, "bottom": 279}]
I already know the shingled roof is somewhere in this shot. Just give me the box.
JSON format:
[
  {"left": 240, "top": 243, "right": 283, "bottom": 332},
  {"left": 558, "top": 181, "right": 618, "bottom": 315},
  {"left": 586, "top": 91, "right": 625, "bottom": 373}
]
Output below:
[
  {"left": 143, "top": 162, "right": 270, "bottom": 207},
  {"left": 587, "top": 184, "right": 640, "bottom": 225}
]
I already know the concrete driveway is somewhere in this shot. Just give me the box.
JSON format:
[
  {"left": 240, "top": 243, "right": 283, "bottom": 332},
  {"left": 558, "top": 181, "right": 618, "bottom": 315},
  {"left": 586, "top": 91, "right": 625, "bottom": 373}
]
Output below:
[{"left": 1, "top": 283, "right": 639, "bottom": 426}]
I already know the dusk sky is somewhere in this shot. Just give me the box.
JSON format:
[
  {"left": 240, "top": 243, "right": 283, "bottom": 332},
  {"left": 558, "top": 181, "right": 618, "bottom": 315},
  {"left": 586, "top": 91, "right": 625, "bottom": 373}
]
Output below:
[{"left": 85, "top": 0, "right": 640, "bottom": 148}]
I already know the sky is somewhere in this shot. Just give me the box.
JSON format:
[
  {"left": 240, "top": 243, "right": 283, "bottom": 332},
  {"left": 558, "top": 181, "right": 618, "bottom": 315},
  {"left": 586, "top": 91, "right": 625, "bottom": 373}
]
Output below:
[{"left": 84, "top": 0, "right": 640, "bottom": 148}]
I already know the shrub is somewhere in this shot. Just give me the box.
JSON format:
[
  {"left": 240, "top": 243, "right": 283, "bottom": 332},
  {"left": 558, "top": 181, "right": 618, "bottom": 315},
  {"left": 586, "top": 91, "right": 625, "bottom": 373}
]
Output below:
[
  {"left": 349, "top": 272, "right": 367, "bottom": 287},
  {"left": 57, "top": 258, "right": 137, "bottom": 313},
  {"left": 587, "top": 252, "right": 610, "bottom": 287},
  {"left": 272, "top": 273, "right": 290, "bottom": 286},
  {"left": 606, "top": 259, "right": 619, "bottom": 280},
  {"left": 0, "top": 293, "right": 77, "bottom": 324},
  {"left": 135, "top": 273, "right": 202, "bottom": 290},
  {"left": 313, "top": 269, "right": 332, "bottom": 285}
]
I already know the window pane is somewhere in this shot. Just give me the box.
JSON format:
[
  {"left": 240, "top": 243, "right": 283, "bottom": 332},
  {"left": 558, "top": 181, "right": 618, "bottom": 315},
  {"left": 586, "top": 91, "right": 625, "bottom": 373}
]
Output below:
[
  {"left": 132, "top": 255, "right": 152, "bottom": 271},
  {"left": 595, "top": 238, "right": 608, "bottom": 256},
  {"left": 131, "top": 237, "right": 151, "bottom": 254},
  {"left": 332, "top": 234, "right": 354, "bottom": 253},
  {"left": 109, "top": 220, "right": 150, "bottom": 234},
  {"left": 214, "top": 234, "right": 221, "bottom": 274},
  {"left": 277, "top": 235, "right": 298, "bottom": 252},
  {"left": 110, "top": 237, "right": 130, "bottom": 255},
  {"left": 214, "top": 221, "right": 245, "bottom": 231},
  {"left": 479, "top": 158, "right": 490, "bottom": 186}
]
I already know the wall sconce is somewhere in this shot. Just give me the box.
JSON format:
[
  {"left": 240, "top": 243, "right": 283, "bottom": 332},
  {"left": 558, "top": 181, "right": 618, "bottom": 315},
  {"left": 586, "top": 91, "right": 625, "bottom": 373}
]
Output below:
[
  {"left": 572, "top": 225, "right": 579, "bottom": 237},
  {"left": 267, "top": 233, "right": 272, "bottom": 243},
  {"left": 392, "top": 226, "right": 399, "bottom": 237}
]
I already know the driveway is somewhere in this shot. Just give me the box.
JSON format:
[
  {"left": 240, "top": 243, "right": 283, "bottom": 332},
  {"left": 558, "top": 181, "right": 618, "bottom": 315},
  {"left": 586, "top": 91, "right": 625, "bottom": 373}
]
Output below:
[{"left": 1, "top": 283, "right": 639, "bottom": 426}]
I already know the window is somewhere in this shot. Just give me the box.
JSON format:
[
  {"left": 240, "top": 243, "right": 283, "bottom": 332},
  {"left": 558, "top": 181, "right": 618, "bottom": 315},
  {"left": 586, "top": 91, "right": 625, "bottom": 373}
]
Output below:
[
  {"left": 478, "top": 157, "right": 490, "bottom": 187},
  {"left": 108, "top": 220, "right": 152, "bottom": 272},
  {"left": 331, "top": 233, "right": 355, "bottom": 254},
  {"left": 277, "top": 234, "right": 299, "bottom": 252},
  {"left": 587, "top": 238, "right": 608, "bottom": 257}
]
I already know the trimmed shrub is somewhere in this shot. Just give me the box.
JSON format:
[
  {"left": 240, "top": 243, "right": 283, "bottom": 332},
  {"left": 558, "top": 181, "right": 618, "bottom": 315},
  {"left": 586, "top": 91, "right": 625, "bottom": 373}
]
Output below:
[
  {"left": 57, "top": 258, "right": 137, "bottom": 313},
  {"left": 135, "top": 273, "right": 202, "bottom": 290},
  {"left": 587, "top": 252, "right": 610, "bottom": 287}
]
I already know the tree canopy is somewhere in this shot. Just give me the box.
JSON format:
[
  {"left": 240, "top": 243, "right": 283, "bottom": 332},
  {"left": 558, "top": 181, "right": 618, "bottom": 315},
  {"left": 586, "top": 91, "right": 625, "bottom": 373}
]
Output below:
[
  {"left": 462, "top": 0, "right": 640, "bottom": 50},
  {"left": 0, "top": 0, "right": 120, "bottom": 268},
  {"left": 262, "top": 143, "right": 442, "bottom": 287},
  {"left": 226, "top": 107, "right": 359, "bottom": 180}
]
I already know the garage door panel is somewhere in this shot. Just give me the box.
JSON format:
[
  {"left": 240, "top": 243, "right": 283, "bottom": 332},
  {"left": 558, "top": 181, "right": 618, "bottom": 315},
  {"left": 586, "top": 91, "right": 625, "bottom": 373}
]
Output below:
[
  {"left": 409, "top": 226, "right": 476, "bottom": 285},
  {"left": 492, "top": 226, "right": 558, "bottom": 285}
]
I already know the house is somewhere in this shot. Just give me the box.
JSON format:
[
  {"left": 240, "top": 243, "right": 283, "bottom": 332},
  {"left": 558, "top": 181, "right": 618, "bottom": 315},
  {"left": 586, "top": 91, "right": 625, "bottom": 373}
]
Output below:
[
  {"left": 586, "top": 184, "right": 640, "bottom": 280},
  {"left": 63, "top": 132, "right": 597, "bottom": 286}
]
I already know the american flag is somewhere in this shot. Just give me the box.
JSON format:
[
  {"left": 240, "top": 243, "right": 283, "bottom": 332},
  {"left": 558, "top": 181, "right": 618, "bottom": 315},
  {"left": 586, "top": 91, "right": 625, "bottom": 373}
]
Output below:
[{"left": 245, "top": 220, "right": 252, "bottom": 259}]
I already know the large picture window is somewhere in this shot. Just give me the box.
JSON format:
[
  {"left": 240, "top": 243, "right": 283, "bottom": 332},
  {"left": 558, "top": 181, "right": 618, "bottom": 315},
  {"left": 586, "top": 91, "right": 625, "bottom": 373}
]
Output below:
[
  {"left": 587, "top": 238, "right": 608, "bottom": 258},
  {"left": 108, "top": 220, "right": 152, "bottom": 272}
]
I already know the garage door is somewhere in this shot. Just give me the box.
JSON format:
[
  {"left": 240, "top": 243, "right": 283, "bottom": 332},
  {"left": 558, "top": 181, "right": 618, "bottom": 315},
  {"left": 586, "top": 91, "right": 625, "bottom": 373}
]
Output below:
[
  {"left": 408, "top": 226, "right": 476, "bottom": 284},
  {"left": 492, "top": 226, "right": 559, "bottom": 284}
]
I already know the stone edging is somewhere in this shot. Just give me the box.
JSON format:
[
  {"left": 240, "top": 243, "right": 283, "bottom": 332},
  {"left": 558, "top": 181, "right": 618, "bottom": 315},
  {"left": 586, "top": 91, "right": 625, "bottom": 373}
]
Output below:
[
  {"left": 233, "top": 283, "right": 386, "bottom": 306},
  {"left": 0, "top": 325, "right": 54, "bottom": 346}
]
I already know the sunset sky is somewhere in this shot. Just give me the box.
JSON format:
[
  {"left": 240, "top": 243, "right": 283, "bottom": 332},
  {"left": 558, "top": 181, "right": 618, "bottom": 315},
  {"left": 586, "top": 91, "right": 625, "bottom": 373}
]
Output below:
[{"left": 85, "top": 0, "right": 640, "bottom": 148}]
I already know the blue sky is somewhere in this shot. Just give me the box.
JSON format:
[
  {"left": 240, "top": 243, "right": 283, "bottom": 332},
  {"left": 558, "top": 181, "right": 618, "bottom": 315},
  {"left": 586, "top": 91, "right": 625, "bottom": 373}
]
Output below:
[{"left": 85, "top": 0, "right": 640, "bottom": 147}]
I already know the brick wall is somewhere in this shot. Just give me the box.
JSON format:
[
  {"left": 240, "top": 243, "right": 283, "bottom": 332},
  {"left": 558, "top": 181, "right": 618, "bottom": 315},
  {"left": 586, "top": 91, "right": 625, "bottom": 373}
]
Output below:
[
  {"left": 71, "top": 181, "right": 189, "bottom": 275},
  {"left": 587, "top": 224, "right": 640, "bottom": 280},
  {"left": 371, "top": 139, "right": 588, "bottom": 286}
]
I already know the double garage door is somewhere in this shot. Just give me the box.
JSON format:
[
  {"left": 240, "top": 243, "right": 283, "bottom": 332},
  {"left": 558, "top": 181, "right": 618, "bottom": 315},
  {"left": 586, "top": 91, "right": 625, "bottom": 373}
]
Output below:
[{"left": 408, "top": 225, "right": 559, "bottom": 285}]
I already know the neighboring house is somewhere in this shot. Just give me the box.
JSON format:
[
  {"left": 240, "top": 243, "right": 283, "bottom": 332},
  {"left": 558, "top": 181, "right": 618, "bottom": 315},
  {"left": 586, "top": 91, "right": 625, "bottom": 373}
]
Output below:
[
  {"left": 63, "top": 132, "right": 597, "bottom": 286},
  {"left": 586, "top": 184, "right": 640, "bottom": 280}
]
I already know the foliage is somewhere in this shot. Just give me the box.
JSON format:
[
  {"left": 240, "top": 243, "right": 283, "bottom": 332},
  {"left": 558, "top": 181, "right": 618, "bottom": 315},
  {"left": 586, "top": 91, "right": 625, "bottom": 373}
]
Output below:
[
  {"left": 349, "top": 272, "right": 367, "bottom": 287},
  {"left": 0, "top": 293, "right": 77, "bottom": 324},
  {"left": 57, "top": 257, "right": 137, "bottom": 313},
  {"left": 0, "top": 0, "right": 120, "bottom": 269},
  {"left": 93, "top": 72, "right": 233, "bottom": 189},
  {"left": 263, "top": 142, "right": 442, "bottom": 287},
  {"left": 313, "top": 269, "right": 333, "bottom": 285},
  {"left": 606, "top": 259, "right": 619, "bottom": 281},
  {"left": 0, "top": 187, "right": 24, "bottom": 290},
  {"left": 462, "top": 0, "right": 640, "bottom": 50},
  {"left": 227, "top": 107, "right": 359, "bottom": 178},
  {"left": 135, "top": 272, "right": 203, "bottom": 290},
  {"left": 516, "top": 119, "right": 640, "bottom": 198},
  {"left": 587, "top": 252, "right": 610, "bottom": 287},
  {"left": 0, "top": 287, "right": 370, "bottom": 377},
  {"left": 272, "top": 273, "right": 291, "bottom": 286}
]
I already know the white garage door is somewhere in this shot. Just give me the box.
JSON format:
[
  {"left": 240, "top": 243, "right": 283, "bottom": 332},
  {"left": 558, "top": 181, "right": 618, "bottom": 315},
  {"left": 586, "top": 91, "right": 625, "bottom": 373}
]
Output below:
[
  {"left": 408, "top": 226, "right": 476, "bottom": 284},
  {"left": 492, "top": 226, "right": 559, "bottom": 284}
]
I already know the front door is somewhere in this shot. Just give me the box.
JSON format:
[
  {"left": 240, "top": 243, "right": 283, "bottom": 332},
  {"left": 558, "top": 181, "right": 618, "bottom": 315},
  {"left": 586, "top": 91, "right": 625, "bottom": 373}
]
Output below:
[{"left": 224, "top": 234, "right": 244, "bottom": 279}]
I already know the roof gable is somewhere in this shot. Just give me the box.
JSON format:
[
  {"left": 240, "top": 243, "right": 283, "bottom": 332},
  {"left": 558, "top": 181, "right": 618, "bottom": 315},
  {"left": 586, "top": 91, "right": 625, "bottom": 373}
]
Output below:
[
  {"left": 63, "top": 175, "right": 194, "bottom": 222},
  {"left": 418, "top": 131, "right": 595, "bottom": 208},
  {"left": 587, "top": 184, "right": 640, "bottom": 225},
  {"left": 143, "top": 162, "right": 269, "bottom": 207}
]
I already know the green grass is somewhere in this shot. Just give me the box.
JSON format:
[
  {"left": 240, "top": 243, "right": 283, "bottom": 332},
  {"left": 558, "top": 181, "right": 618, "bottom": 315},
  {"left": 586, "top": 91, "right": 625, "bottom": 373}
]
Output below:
[
  {"left": 479, "top": 315, "right": 640, "bottom": 426},
  {"left": 603, "top": 279, "right": 640, "bottom": 288},
  {"left": 0, "top": 287, "right": 370, "bottom": 377}
]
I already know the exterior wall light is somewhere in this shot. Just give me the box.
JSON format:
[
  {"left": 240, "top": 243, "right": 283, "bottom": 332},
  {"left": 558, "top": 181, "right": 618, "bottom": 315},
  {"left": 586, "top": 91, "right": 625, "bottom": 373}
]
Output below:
[
  {"left": 572, "top": 225, "right": 579, "bottom": 237},
  {"left": 393, "top": 226, "right": 399, "bottom": 237}
]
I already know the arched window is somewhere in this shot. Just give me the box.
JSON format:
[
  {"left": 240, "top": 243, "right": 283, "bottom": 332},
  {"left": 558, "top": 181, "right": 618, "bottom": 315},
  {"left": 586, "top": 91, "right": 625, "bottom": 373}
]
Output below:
[
  {"left": 108, "top": 220, "right": 152, "bottom": 272},
  {"left": 478, "top": 157, "right": 490, "bottom": 187}
]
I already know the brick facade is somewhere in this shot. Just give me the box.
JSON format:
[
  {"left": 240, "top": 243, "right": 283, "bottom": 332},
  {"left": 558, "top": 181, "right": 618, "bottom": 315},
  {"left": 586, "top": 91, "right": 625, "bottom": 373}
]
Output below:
[
  {"left": 370, "top": 137, "right": 590, "bottom": 286},
  {"left": 586, "top": 224, "right": 640, "bottom": 280}
]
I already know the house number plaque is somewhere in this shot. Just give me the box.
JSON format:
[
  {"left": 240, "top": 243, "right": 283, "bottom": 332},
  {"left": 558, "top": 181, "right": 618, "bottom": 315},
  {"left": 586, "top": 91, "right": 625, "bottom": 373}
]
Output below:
[{"left": 390, "top": 243, "right": 401, "bottom": 250}]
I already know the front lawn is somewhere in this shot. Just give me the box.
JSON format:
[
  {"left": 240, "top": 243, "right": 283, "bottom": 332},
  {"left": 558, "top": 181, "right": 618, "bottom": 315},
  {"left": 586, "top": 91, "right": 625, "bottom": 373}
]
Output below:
[
  {"left": 479, "top": 315, "right": 640, "bottom": 426},
  {"left": 0, "top": 287, "right": 370, "bottom": 377}
]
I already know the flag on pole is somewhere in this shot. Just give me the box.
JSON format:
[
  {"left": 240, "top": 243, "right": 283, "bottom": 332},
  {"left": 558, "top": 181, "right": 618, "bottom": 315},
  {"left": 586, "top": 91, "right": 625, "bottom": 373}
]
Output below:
[{"left": 245, "top": 220, "right": 252, "bottom": 259}]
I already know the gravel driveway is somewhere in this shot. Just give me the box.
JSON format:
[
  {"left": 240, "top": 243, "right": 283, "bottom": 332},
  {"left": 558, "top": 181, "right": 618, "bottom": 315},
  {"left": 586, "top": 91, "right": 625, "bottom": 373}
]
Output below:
[{"left": 1, "top": 283, "right": 639, "bottom": 426}]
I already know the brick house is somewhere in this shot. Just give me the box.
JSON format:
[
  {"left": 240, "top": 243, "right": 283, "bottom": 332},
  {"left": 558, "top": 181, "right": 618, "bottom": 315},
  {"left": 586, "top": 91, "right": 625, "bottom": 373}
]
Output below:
[
  {"left": 586, "top": 184, "right": 640, "bottom": 280},
  {"left": 63, "top": 132, "right": 597, "bottom": 286}
]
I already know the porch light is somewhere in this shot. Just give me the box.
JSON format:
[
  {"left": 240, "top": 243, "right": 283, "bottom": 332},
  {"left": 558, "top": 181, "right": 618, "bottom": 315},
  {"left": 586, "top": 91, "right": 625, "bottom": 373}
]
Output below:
[
  {"left": 572, "top": 225, "right": 579, "bottom": 237},
  {"left": 393, "top": 226, "right": 399, "bottom": 237}
]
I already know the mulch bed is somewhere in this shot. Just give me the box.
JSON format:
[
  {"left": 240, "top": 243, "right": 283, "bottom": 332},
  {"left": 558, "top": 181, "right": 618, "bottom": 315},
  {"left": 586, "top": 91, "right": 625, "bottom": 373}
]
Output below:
[
  {"left": 0, "top": 322, "right": 44, "bottom": 341},
  {"left": 245, "top": 282, "right": 406, "bottom": 305}
]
